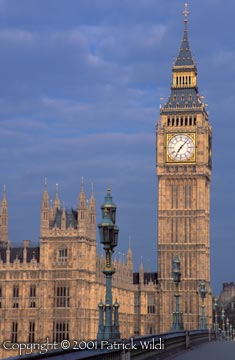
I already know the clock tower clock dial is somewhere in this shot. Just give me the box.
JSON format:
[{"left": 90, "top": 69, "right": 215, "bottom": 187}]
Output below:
[
  {"left": 156, "top": 5, "right": 212, "bottom": 333},
  {"left": 167, "top": 133, "right": 195, "bottom": 162}
]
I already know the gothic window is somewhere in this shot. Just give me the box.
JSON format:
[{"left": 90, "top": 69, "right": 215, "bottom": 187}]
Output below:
[
  {"left": 194, "top": 116, "right": 197, "bottom": 125},
  {"left": 53, "top": 321, "right": 69, "bottom": 342},
  {"left": 13, "top": 285, "right": 19, "bottom": 308},
  {"left": 171, "top": 183, "right": 179, "bottom": 208},
  {"left": 147, "top": 294, "right": 155, "bottom": 314},
  {"left": 58, "top": 247, "right": 68, "bottom": 264},
  {"left": 181, "top": 95, "right": 184, "bottom": 101},
  {"left": 185, "top": 117, "right": 188, "bottom": 125},
  {"left": 167, "top": 117, "right": 170, "bottom": 126},
  {"left": 11, "top": 322, "right": 18, "bottom": 343},
  {"left": 185, "top": 253, "right": 187, "bottom": 278},
  {"left": 189, "top": 253, "right": 192, "bottom": 277},
  {"left": 148, "top": 326, "right": 154, "bottom": 334},
  {"left": 29, "top": 285, "right": 36, "bottom": 308},
  {"left": 171, "top": 219, "right": 174, "bottom": 243},
  {"left": 54, "top": 286, "right": 70, "bottom": 308},
  {"left": 189, "top": 294, "right": 193, "bottom": 313},
  {"left": 134, "top": 293, "right": 140, "bottom": 314},
  {"left": 28, "top": 321, "right": 35, "bottom": 343},
  {"left": 185, "top": 295, "right": 189, "bottom": 313},
  {"left": 134, "top": 323, "right": 140, "bottom": 336},
  {"left": 175, "top": 219, "right": 178, "bottom": 243}
]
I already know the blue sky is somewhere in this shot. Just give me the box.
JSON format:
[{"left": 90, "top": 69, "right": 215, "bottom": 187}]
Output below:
[{"left": 0, "top": 0, "right": 233, "bottom": 294}]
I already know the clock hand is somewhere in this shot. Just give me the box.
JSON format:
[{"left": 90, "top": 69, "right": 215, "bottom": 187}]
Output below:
[{"left": 176, "top": 140, "right": 187, "bottom": 154}]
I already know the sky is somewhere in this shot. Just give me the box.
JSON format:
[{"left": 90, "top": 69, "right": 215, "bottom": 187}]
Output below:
[{"left": 0, "top": 0, "right": 234, "bottom": 295}]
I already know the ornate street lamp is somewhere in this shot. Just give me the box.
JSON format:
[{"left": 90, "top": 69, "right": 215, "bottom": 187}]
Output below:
[
  {"left": 97, "top": 188, "right": 120, "bottom": 340},
  {"left": 226, "top": 317, "right": 230, "bottom": 340},
  {"left": 221, "top": 304, "right": 225, "bottom": 338},
  {"left": 213, "top": 296, "right": 218, "bottom": 335},
  {"left": 172, "top": 256, "right": 184, "bottom": 331},
  {"left": 199, "top": 280, "right": 207, "bottom": 330},
  {"left": 229, "top": 324, "right": 232, "bottom": 341}
]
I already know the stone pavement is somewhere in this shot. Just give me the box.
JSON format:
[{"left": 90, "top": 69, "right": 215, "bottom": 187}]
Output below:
[{"left": 172, "top": 340, "right": 235, "bottom": 360}]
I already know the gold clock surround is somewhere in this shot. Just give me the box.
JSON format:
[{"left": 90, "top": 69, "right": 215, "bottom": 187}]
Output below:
[{"left": 166, "top": 132, "right": 196, "bottom": 163}]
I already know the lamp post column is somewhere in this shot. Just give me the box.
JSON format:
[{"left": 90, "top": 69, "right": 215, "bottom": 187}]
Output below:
[
  {"left": 97, "top": 188, "right": 120, "bottom": 340},
  {"left": 221, "top": 305, "right": 225, "bottom": 338},
  {"left": 213, "top": 297, "right": 218, "bottom": 336},
  {"left": 226, "top": 317, "right": 230, "bottom": 340},
  {"left": 199, "top": 280, "right": 207, "bottom": 330},
  {"left": 172, "top": 256, "right": 183, "bottom": 331}
]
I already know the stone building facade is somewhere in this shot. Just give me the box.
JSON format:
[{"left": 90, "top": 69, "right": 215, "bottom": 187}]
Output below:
[{"left": 0, "top": 186, "right": 159, "bottom": 359}]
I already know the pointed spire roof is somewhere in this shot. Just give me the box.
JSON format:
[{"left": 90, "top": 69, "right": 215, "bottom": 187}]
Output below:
[
  {"left": 42, "top": 178, "right": 49, "bottom": 203},
  {"left": 79, "top": 177, "right": 86, "bottom": 200},
  {"left": 174, "top": 3, "right": 195, "bottom": 69},
  {"left": 54, "top": 183, "right": 60, "bottom": 209},
  {"left": 89, "top": 182, "right": 96, "bottom": 207}
]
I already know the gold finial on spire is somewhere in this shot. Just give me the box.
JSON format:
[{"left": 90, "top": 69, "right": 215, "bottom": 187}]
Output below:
[{"left": 183, "top": 3, "right": 189, "bottom": 22}]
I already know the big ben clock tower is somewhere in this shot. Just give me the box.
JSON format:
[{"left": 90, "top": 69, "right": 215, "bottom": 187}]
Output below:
[{"left": 157, "top": 4, "right": 212, "bottom": 332}]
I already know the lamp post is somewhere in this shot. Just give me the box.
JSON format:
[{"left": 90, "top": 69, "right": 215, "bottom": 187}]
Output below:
[
  {"left": 199, "top": 280, "right": 207, "bottom": 330},
  {"left": 229, "top": 324, "right": 232, "bottom": 340},
  {"left": 221, "top": 304, "right": 225, "bottom": 338},
  {"left": 226, "top": 317, "right": 230, "bottom": 341},
  {"left": 97, "top": 188, "right": 120, "bottom": 340},
  {"left": 213, "top": 296, "right": 218, "bottom": 335},
  {"left": 172, "top": 256, "right": 184, "bottom": 331}
]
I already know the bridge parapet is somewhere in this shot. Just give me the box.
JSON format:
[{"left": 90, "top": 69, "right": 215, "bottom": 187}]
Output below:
[{"left": 4, "top": 330, "right": 216, "bottom": 360}]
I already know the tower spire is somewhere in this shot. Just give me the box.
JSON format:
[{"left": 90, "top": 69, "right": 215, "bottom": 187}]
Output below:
[{"left": 174, "top": 3, "right": 194, "bottom": 68}]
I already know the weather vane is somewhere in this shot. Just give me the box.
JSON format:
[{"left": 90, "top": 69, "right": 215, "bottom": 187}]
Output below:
[{"left": 183, "top": 3, "right": 189, "bottom": 21}]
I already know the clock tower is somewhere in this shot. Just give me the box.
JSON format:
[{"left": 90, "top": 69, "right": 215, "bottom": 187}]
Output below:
[{"left": 156, "top": 5, "right": 212, "bottom": 331}]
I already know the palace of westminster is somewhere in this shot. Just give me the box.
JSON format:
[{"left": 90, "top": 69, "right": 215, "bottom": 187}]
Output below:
[{"left": 0, "top": 5, "right": 233, "bottom": 358}]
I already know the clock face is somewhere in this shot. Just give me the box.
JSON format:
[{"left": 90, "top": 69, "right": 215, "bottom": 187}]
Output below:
[{"left": 168, "top": 134, "right": 195, "bottom": 161}]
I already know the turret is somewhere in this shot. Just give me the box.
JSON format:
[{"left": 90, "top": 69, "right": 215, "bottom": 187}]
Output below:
[
  {"left": 126, "top": 238, "right": 133, "bottom": 269},
  {"left": 88, "top": 183, "right": 96, "bottom": 238},
  {"left": 139, "top": 258, "right": 144, "bottom": 284},
  {"left": 40, "top": 179, "right": 50, "bottom": 236},
  {"left": 78, "top": 178, "right": 87, "bottom": 233},
  {"left": 0, "top": 185, "right": 8, "bottom": 246},
  {"left": 61, "top": 206, "right": 66, "bottom": 230},
  {"left": 54, "top": 184, "right": 60, "bottom": 211}
]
